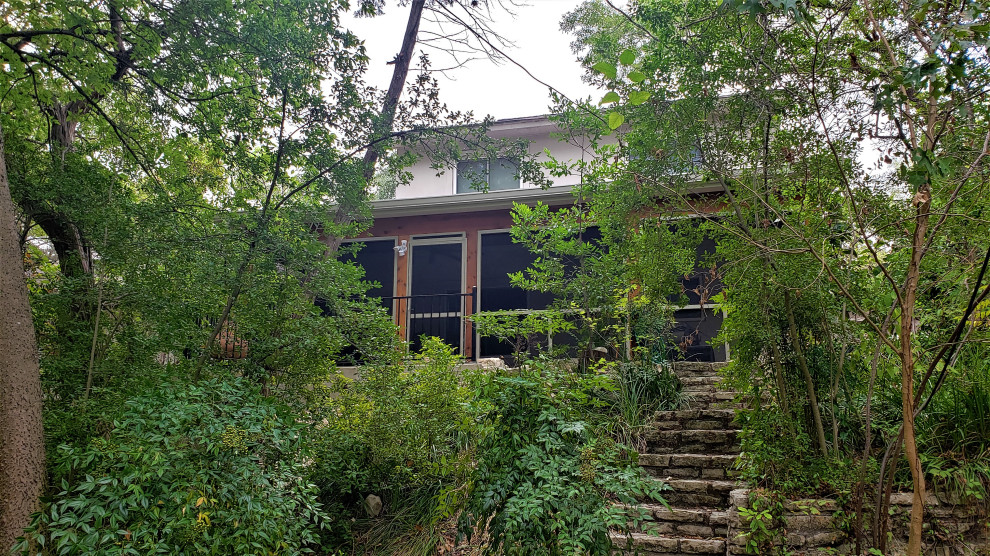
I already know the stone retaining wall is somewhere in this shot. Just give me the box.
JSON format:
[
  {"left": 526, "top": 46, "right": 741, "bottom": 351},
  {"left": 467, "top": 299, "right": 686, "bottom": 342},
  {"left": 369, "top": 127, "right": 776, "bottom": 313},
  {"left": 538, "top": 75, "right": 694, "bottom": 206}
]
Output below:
[{"left": 726, "top": 489, "right": 989, "bottom": 555}]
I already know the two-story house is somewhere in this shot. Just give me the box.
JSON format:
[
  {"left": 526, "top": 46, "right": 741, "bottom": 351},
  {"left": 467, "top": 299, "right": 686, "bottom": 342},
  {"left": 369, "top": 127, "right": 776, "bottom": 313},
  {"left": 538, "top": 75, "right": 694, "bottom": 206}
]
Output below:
[{"left": 341, "top": 115, "right": 727, "bottom": 362}]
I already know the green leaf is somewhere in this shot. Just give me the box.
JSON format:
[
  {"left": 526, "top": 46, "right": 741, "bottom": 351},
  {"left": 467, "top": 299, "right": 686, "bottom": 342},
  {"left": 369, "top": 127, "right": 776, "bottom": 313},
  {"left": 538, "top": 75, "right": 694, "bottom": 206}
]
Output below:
[
  {"left": 599, "top": 92, "right": 620, "bottom": 105},
  {"left": 627, "top": 71, "right": 646, "bottom": 83},
  {"left": 592, "top": 62, "right": 617, "bottom": 80},
  {"left": 628, "top": 91, "right": 651, "bottom": 105},
  {"left": 608, "top": 112, "right": 625, "bottom": 130},
  {"left": 619, "top": 49, "right": 636, "bottom": 66}
]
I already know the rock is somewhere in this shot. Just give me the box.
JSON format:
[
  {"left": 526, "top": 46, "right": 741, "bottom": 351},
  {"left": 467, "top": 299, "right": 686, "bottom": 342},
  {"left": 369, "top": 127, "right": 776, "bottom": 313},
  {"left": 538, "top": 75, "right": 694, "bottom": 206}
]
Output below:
[
  {"left": 476, "top": 357, "right": 506, "bottom": 370},
  {"left": 681, "top": 538, "right": 726, "bottom": 554},
  {"left": 365, "top": 494, "right": 383, "bottom": 517},
  {"left": 729, "top": 488, "right": 750, "bottom": 509},
  {"left": 803, "top": 531, "right": 846, "bottom": 547}
]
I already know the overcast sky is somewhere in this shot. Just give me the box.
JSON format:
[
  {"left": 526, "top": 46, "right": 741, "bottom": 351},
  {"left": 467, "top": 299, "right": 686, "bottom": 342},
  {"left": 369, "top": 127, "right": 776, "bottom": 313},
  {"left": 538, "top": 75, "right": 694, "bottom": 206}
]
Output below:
[{"left": 344, "top": 0, "right": 601, "bottom": 120}]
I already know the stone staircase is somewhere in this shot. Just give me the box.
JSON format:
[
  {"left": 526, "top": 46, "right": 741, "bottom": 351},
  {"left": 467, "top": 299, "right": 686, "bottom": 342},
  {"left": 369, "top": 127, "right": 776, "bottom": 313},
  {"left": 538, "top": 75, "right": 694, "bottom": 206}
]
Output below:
[
  {"left": 614, "top": 361, "right": 739, "bottom": 556},
  {"left": 612, "top": 361, "right": 990, "bottom": 556}
]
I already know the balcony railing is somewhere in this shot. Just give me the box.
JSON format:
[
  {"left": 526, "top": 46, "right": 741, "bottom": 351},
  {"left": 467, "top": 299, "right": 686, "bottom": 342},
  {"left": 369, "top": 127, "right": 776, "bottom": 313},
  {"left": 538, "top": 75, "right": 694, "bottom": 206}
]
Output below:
[{"left": 380, "top": 286, "right": 477, "bottom": 360}]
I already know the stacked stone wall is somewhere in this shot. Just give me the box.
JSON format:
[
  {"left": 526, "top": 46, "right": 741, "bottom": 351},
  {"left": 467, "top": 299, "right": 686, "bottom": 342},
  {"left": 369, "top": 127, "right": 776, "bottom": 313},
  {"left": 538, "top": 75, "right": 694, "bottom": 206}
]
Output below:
[{"left": 726, "top": 489, "right": 989, "bottom": 555}]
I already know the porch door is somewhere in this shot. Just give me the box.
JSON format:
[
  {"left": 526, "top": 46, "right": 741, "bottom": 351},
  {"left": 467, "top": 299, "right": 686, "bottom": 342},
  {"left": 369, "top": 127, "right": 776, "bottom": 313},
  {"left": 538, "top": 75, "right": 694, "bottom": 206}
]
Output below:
[{"left": 408, "top": 235, "right": 465, "bottom": 353}]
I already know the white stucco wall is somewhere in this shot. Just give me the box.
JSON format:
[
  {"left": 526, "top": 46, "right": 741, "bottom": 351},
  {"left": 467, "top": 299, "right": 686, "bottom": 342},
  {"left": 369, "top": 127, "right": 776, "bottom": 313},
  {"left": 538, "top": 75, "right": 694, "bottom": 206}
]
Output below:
[{"left": 392, "top": 116, "right": 614, "bottom": 200}]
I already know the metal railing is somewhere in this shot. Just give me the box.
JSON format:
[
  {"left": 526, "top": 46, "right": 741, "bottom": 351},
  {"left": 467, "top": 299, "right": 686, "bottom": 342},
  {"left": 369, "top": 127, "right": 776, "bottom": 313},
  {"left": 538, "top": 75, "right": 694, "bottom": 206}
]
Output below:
[{"left": 381, "top": 286, "right": 477, "bottom": 360}]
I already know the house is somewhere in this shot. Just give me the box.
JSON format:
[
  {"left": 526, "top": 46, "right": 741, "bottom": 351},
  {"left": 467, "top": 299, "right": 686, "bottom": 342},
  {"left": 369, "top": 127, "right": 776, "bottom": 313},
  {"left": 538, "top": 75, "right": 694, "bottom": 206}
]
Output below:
[{"left": 341, "top": 115, "right": 728, "bottom": 362}]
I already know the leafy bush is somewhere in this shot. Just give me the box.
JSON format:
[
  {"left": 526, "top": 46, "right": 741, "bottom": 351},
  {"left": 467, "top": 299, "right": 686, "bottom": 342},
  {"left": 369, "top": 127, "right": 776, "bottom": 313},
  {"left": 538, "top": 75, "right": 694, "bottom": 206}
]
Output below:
[
  {"left": 18, "top": 378, "right": 326, "bottom": 555},
  {"left": 459, "top": 359, "right": 667, "bottom": 555},
  {"left": 916, "top": 356, "right": 990, "bottom": 506},
  {"left": 736, "top": 406, "right": 856, "bottom": 496},
  {"left": 470, "top": 309, "right": 575, "bottom": 363},
  {"left": 737, "top": 489, "right": 788, "bottom": 555},
  {"left": 308, "top": 337, "right": 474, "bottom": 549}
]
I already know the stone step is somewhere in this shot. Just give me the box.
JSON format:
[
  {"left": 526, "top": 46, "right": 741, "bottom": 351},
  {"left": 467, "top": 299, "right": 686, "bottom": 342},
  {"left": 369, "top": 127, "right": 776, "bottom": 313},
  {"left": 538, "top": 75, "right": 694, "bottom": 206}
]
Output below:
[
  {"left": 663, "top": 479, "right": 738, "bottom": 507},
  {"left": 653, "top": 408, "right": 738, "bottom": 421},
  {"left": 623, "top": 504, "right": 730, "bottom": 537},
  {"left": 640, "top": 453, "right": 739, "bottom": 480},
  {"left": 685, "top": 390, "right": 742, "bottom": 410},
  {"left": 681, "top": 385, "right": 732, "bottom": 396},
  {"left": 612, "top": 532, "right": 727, "bottom": 555},
  {"left": 679, "top": 376, "right": 724, "bottom": 389},
  {"left": 669, "top": 362, "right": 726, "bottom": 378},
  {"left": 650, "top": 409, "right": 738, "bottom": 431},
  {"left": 683, "top": 390, "right": 739, "bottom": 403},
  {"left": 644, "top": 429, "right": 741, "bottom": 454}
]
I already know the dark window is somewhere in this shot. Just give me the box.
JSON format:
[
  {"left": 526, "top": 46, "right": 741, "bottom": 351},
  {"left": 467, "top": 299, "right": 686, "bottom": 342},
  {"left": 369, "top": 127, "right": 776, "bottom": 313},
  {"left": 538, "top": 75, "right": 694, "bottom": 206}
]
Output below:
[
  {"left": 341, "top": 239, "right": 396, "bottom": 308},
  {"left": 477, "top": 229, "right": 602, "bottom": 357},
  {"left": 670, "top": 308, "right": 726, "bottom": 362},
  {"left": 479, "top": 232, "right": 553, "bottom": 312},
  {"left": 456, "top": 158, "right": 519, "bottom": 193},
  {"left": 478, "top": 232, "right": 556, "bottom": 357},
  {"left": 326, "top": 239, "right": 397, "bottom": 365},
  {"left": 680, "top": 235, "right": 720, "bottom": 306}
]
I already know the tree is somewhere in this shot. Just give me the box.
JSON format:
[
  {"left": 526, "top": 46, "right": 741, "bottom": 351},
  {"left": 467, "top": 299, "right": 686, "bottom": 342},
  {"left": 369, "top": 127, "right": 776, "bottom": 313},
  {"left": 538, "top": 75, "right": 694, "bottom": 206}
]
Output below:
[
  {"left": 2, "top": 1, "right": 382, "bottom": 540},
  {"left": 0, "top": 120, "right": 46, "bottom": 554},
  {"left": 1, "top": 1, "right": 551, "bottom": 546},
  {"left": 560, "top": 1, "right": 990, "bottom": 553}
]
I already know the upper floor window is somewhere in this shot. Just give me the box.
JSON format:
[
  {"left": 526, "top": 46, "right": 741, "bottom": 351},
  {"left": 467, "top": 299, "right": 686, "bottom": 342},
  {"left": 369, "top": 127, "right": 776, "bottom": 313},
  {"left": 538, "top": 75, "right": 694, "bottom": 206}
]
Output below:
[{"left": 456, "top": 158, "right": 519, "bottom": 193}]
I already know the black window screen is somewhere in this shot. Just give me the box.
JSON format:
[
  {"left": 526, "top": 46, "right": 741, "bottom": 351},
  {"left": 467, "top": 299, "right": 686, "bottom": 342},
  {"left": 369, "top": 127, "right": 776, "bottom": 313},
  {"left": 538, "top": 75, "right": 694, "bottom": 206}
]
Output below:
[
  {"left": 341, "top": 239, "right": 396, "bottom": 307},
  {"left": 479, "top": 232, "right": 556, "bottom": 357},
  {"left": 326, "top": 239, "right": 396, "bottom": 364},
  {"left": 680, "top": 235, "right": 719, "bottom": 305},
  {"left": 479, "top": 232, "right": 553, "bottom": 312},
  {"left": 662, "top": 223, "right": 722, "bottom": 306}
]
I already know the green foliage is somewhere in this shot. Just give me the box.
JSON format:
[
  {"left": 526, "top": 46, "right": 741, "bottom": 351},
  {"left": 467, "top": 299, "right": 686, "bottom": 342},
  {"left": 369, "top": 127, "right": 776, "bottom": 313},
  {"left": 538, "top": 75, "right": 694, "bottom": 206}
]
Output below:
[
  {"left": 921, "top": 453, "right": 990, "bottom": 505},
  {"left": 17, "top": 378, "right": 326, "bottom": 555},
  {"left": 470, "top": 309, "right": 575, "bottom": 362},
  {"left": 737, "top": 490, "right": 789, "bottom": 556},
  {"left": 599, "top": 361, "right": 684, "bottom": 444},
  {"left": 308, "top": 338, "right": 474, "bottom": 548},
  {"left": 459, "top": 359, "right": 667, "bottom": 555},
  {"left": 915, "top": 354, "right": 990, "bottom": 507},
  {"left": 561, "top": 16, "right": 990, "bottom": 552},
  {"left": 507, "top": 201, "right": 690, "bottom": 364},
  {"left": 735, "top": 402, "right": 861, "bottom": 496}
]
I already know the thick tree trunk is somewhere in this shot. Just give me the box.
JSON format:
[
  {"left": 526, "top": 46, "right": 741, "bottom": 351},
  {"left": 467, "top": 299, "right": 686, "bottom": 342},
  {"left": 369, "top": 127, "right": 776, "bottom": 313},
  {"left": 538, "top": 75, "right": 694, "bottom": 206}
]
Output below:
[
  {"left": 17, "top": 199, "right": 92, "bottom": 278},
  {"left": 0, "top": 121, "right": 46, "bottom": 551}
]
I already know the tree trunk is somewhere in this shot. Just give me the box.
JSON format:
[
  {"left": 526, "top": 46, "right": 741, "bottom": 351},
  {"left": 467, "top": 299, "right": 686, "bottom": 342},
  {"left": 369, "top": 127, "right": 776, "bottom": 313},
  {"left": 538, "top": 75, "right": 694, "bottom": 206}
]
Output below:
[
  {"left": 324, "top": 0, "right": 426, "bottom": 254},
  {"left": 900, "top": 184, "right": 931, "bottom": 556},
  {"left": 18, "top": 199, "right": 92, "bottom": 278},
  {"left": 0, "top": 120, "right": 46, "bottom": 552},
  {"left": 768, "top": 336, "right": 796, "bottom": 439},
  {"left": 784, "top": 289, "right": 829, "bottom": 457}
]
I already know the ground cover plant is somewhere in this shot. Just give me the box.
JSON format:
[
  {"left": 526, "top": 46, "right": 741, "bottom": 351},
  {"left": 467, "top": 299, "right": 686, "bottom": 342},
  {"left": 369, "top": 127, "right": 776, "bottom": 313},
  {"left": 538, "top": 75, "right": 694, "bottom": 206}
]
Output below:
[
  {"left": 16, "top": 378, "right": 327, "bottom": 555},
  {"left": 458, "top": 356, "right": 670, "bottom": 556}
]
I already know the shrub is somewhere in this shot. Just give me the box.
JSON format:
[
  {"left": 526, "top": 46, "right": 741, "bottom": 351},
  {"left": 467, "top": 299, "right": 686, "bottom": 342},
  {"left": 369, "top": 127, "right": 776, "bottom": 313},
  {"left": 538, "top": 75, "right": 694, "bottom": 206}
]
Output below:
[
  {"left": 737, "top": 489, "right": 788, "bottom": 555},
  {"left": 308, "top": 337, "right": 473, "bottom": 549},
  {"left": 459, "top": 359, "right": 667, "bottom": 555},
  {"left": 18, "top": 378, "right": 326, "bottom": 555},
  {"left": 736, "top": 405, "right": 858, "bottom": 495},
  {"left": 606, "top": 361, "right": 683, "bottom": 426}
]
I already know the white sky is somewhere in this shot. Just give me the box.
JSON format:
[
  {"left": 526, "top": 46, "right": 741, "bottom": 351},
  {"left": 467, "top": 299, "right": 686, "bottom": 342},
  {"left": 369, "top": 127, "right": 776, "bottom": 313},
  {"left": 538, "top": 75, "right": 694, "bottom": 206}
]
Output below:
[{"left": 344, "top": 0, "right": 601, "bottom": 120}]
